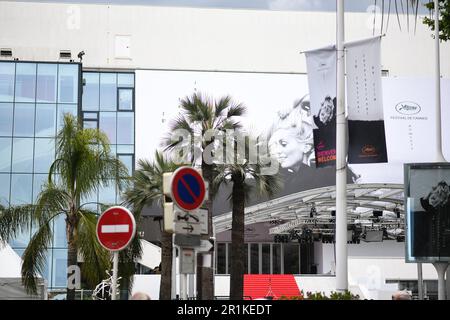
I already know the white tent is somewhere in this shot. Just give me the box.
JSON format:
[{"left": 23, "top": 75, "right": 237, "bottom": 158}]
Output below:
[
  {"left": 0, "top": 242, "right": 46, "bottom": 300},
  {"left": 136, "top": 240, "right": 161, "bottom": 270}
]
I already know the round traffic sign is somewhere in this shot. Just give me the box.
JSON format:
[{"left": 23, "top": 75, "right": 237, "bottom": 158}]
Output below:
[
  {"left": 171, "top": 166, "right": 206, "bottom": 211},
  {"left": 96, "top": 206, "right": 136, "bottom": 252}
]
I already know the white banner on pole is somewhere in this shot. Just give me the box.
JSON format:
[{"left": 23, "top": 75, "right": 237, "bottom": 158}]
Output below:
[
  {"left": 305, "top": 46, "right": 337, "bottom": 167},
  {"left": 345, "top": 36, "right": 388, "bottom": 164}
]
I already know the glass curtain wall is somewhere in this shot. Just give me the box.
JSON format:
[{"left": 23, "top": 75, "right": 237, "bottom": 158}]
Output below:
[
  {"left": 81, "top": 71, "right": 135, "bottom": 210},
  {"left": 0, "top": 61, "right": 81, "bottom": 288}
]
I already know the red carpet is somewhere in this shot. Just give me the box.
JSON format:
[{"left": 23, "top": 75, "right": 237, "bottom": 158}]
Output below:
[{"left": 243, "top": 274, "right": 301, "bottom": 300}]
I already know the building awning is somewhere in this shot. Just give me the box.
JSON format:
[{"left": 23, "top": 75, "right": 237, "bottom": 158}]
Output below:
[{"left": 244, "top": 274, "right": 301, "bottom": 300}]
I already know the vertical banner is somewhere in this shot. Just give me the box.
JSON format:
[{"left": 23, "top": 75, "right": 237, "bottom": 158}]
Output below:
[
  {"left": 305, "top": 46, "right": 337, "bottom": 168},
  {"left": 346, "top": 36, "right": 388, "bottom": 164}
]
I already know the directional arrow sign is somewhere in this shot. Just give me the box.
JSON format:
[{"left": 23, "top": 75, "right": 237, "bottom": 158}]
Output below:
[
  {"left": 195, "top": 239, "right": 214, "bottom": 253},
  {"left": 174, "top": 221, "right": 202, "bottom": 235}
]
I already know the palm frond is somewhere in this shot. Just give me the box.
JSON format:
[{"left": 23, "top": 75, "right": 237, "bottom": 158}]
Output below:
[
  {"left": 0, "top": 204, "right": 35, "bottom": 244},
  {"left": 21, "top": 218, "right": 53, "bottom": 294},
  {"left": 77, "top": 210, "right": 111, "bottom": 288}
]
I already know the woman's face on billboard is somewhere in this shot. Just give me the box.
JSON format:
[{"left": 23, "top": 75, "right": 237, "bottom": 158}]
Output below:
[
  {"left": 268, "top": 128, "right": 305, "bottom": 169},
  {"left": 429, "top": 183, "right": 450, "bottom": 208}
]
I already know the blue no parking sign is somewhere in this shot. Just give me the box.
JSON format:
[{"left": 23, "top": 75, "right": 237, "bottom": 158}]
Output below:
[{"left": 171, "top": 167, "right": 206, "bottom": 211}]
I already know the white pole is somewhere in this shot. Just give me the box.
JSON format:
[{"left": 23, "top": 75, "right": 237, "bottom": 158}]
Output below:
[
  {"left": 434, "top": 0, "right": 445, "bottom": 162},
  {"left": 417, "top": 263, "right": 424, "bottom": 300},
  {"left": 111, "top": 251, "right": 119, "bottom": 300},
  {"left": 171, "top": 235, "right": 177, "bottom": 299},
  {"left": 433, "top": 262, "right": 449, "bottom": 300},
  {"left": 180, "top": 273, "right": 187, "bottom": 300},
  {"left": 336, "top": 0, "right": 348, "bottom": 292}
]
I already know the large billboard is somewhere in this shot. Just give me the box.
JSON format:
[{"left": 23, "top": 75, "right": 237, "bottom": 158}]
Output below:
[
  {"left": 405, "top": 163, "right": 450, "bottom": 262},
  {"left": 135, "top": 70, "right": 449, "bottom": 215}
]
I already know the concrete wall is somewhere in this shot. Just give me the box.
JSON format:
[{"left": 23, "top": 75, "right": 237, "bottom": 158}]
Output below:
[{"left": 1, "top": 1, "right": 449, "bottom": 76}]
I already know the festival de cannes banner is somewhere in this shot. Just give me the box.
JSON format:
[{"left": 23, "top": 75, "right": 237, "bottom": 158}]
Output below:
[
  {"left": 346, "top": 36, "right": 388, "bottom": 164},
  {"left": 135, "top": 70, "right": 447, "bottom": 215},
  {"left": 405, "top": 163, "right": 450, "bottom": 262},
  {"left": 305, "top": 46, "right": 337, "bottom": 168}
]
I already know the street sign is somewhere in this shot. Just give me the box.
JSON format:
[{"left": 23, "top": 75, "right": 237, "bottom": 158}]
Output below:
[
  {"left": 174, "top": 208, "right": 208, "bottom": 235},
  {"left": 171, "top": 167, "right": 206, "bottom": 211},
  {"left": 180, "top": 248, "right": 195, "bottom": 274},
  {"left": 174, "top": 221, "right": 202, "bottom": 235},
  {"left": 174, "top": 234, "right": 201, "bottom": 247},
  {"left": 96, "top": 206, "right": 136, "bottom": 252},
  {"left": 195, "top": 239, "right": 214, "bottom": 253}
]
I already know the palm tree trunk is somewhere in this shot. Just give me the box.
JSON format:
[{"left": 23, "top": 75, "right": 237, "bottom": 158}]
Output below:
[
  {"left": 159, "top": 230, "right": 173, "bottom": 300},
  {"left": 230, "top": 179, "right": 245, "bottom": 300},
  {"left": 66, "top": 214, "right": 78, "bottom": 300},
  {"left": 197, "top": 162, "right": 214, "bottom": 300}
]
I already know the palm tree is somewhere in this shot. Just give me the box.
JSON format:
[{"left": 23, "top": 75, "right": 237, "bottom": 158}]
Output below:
[
  {"left": 122, "top": 151, "right": 180, "bottom": 300},
  {"left": 163, "top": 92, "right": 246, "bottom": 300},
  {"left": 0, "top": 114, "right": 131, "bottom": 300},
  {"left": 214, "top": 135, "right": 280, "bottom": 300}
]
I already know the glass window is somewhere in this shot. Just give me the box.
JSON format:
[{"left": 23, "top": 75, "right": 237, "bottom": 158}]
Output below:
[
  {"left": 283, "top": 244, "right": 300, "bottom": 274},
  {"left": 118, "top": 88, "right": 133, "bottom": 110},
  {"left": 250, "top": 243, "right": 259, "bottom": 274},
  {"left": 0, "top": 138, "right": 12, "bottom": 172},
  {"left": 262, "top": 244, "right": 270, "bottom": 274},
  {"left": 0, "top": 62, "right": 15, "bottom": 102},
  {"left": 83, "top": 112, "right": 98, "bottom": 119},
  {"left": 12, "top": 138, "right": 34, "bottom": 172},
  {"left": 58, "top": 64, "right": 79, "bottom": 104},
  {"left": 272, "top": 244, "right": 281, "bottom": 274},
  {"left": 52, "top": 249, "right": 68, "bottom": 288},
  {"left": 81, "top": 192, "right": 99, "bottom": 212},
  {"left": 98, "top": 180, "right": 116, "bottom": 205},
  {"left": 13, "top": 103, "right": 35, "bottom": 137},
  {"left": 57, "top": 104, "right": 77, "bottom": 130},
  {"left": 100, "top": 73, "right": 117, "bottom": 110},
  {"left": 82, "top": 72, "right": 99, "bottom": 110},
  {"left": 10, "top": 173, "right": 32, "bottom": 205},
  {"left": 9, "top": 221, "right": 31, "bottom": 248},
  {"left": 13, "top": 248, "right": 25, "bottom": 258},
  {"left": 117, "top": 144, "right": 134, "bottom": 154},
  {"left": 0, "top": 173, "right": 10, "bottom": 205},
  {"left": 83, "top": 120, "right": 97, "bottom": 129},
  {"left": 117, "top": 112, "right": 134, "bottom": 144},
  {"left": 0, "top": 103, "right": 13, "bottom": 135},
  {"left": 35, "top": 104, "right": 56, "bottom": 137},
  {"left": 118, "top": 154, "right": 133, "bottom": 176},
  {"left": 99, "top": 112, "right": 116, "bottom": 144},
  {"left": 15, "top": 63, "right": 36, "bottom": 102},
  {"left": 53, "top": 214, "right": 67, "bottom": 248},
  {"left": 33, "top": 173, "right": 47, "bottom": 204},
  {"left": 34, "top": 138, "right": 55, "bottom": 173},
  {"left": 36, "top": 64, "right": 57, "bottom": 103},
  {"left": 217, "top": 243, "right": 226, "bottom": 274},
  {"left": 117, "top": 73, "right": 134, "bottom": 88}
]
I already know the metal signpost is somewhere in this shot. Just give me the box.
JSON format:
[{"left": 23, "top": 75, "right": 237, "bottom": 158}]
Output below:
[
  {"left": 96, "top": 206, "right": 136, "bottom": 300},
  {"left": 163, "top": 166, "right": 208, "bottom": 299}
]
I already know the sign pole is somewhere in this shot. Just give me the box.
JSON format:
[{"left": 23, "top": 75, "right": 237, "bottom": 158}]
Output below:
[
  {"left": 434, "top": 0, "right": 446, "bottom": 162},
  {"left": 336, "top": 0, "right": 348, "bottom": 292},
  {"left": 111, "top": 251, "right": 119, "bottom": 300}
]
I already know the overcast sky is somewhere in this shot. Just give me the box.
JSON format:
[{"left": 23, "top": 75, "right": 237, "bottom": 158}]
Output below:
[{"left": 13, "top": 0, "right": 430, "bottom": 13}]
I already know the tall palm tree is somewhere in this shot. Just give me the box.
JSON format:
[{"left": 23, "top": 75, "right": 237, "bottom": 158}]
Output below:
[
  {"left": 214, "top": 136, "right": 280, "bottom": 300},
  {"left": 163, "top": 92, "right": 246, "bottom": 300},
  {"left": 0, "top": 114, "right": 130, "bottom": 300},
  {"left": 123, "top": 151, "right": 180, "bottom": 300}
]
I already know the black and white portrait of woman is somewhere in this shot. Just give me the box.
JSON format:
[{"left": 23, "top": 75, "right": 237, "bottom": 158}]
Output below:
[
  {"left": 313, "top": 95, "right": 336, "bottom": 130},
  {"left": 268, "top": 95, "right": 314, "bottom": 173},
  {"left": 414, "top": 180, "right": 450, "bottom": 257}
]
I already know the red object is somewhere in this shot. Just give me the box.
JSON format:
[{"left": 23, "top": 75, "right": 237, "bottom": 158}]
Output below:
[
  {"left": 243, "top": 275, "right": 301, "bottom": 300},
  {"left": 96, "top": 206, "right": 136, "bottom": 251},
  {"left": 171, "top": 167, "right": 206, "bottom": 211}
]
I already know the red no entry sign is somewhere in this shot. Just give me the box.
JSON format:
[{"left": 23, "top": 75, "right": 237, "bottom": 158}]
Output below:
[
  {"left": 96, "top": 206, "right": 136, "bottom": 251},
  {"left": 171, "top": 167, "right": 206, "bottom": 211}
]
